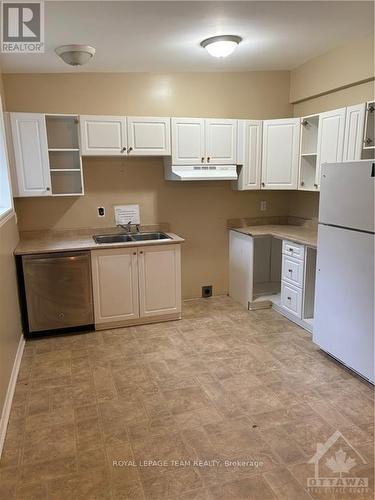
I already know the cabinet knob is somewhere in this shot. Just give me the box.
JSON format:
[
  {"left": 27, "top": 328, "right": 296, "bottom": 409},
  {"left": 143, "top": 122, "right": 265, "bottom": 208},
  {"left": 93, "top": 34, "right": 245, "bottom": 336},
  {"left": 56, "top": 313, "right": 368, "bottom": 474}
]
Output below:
[
  {"left": 300, "top": 181, "right": 305, "bottom": 186},
  {"left": 314, "top": 183, "right": 318, "bottom": 188},
  {"left": 261, "top": 182, "right": 265, "bottom": 187},
  {"left": 121, "top": 147, "right": 126, "bottom": 153},
  {"left": 139, "top": 251, "right": 143, "bottom": 254},
  {"left": 46, "top": 187, "right": 50, "bottom": 191},
  {"left": 288, "top": 269, "right": 292, "bottom": 273},
  {"left": 133, "top": 252, "right": 136, "bottom": 255},
  {"left": 201, "top": 157, "right": 204, "bottom": 163},
  {"left": 128, "top": 147, "right": 133, "bottom": 153},
  {"left": 287, "top": 296, "right": 292, "bottom": 300},
  {"left": 207, "top": 157, "right": 210, "bottom": 163}
]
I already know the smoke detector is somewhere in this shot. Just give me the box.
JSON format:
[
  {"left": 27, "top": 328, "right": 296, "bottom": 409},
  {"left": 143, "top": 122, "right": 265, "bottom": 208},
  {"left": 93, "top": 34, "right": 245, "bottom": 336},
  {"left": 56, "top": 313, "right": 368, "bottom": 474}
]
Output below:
[{"left": 55, "top": 45, "right": 96, "bottom": 66}]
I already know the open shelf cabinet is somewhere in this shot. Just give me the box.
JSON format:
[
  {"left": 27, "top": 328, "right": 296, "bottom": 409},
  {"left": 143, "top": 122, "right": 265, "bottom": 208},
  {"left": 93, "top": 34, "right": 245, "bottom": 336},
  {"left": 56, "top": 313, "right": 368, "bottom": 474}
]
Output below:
[
  {"left": 45, "top": 114, "right": 84, "bottom": 196},
  {"left": 298, "top": 115, "right": 319, "bottom": 191}
]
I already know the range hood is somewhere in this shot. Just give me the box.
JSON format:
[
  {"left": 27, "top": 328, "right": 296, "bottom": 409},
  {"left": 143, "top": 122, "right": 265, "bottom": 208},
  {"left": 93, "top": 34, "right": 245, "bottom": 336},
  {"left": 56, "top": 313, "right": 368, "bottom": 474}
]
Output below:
[{"left": 164, "top": 164, "right": 237, "bottom": 181}]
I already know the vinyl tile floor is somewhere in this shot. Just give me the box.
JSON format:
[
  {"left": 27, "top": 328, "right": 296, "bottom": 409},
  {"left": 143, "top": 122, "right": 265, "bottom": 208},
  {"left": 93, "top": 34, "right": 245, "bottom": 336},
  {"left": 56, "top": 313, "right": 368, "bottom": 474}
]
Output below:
[{"left": 0, "top": 296, "right": 374, "bottom": 500}]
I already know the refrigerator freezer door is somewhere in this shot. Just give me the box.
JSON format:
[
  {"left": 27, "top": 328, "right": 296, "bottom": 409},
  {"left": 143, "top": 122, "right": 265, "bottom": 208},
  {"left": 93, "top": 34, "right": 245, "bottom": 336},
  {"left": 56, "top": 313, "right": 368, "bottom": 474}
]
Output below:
[
  {"left": 319, "top": 161, "right": 374, "bottom": 233},
  {"left": 314, "top": 224, "right": 374, "bottom": 382}
]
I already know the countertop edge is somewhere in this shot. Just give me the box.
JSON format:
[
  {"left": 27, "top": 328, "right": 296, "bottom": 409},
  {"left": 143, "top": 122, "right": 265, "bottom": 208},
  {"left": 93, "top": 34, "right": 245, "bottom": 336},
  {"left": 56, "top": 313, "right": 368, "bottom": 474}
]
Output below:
[
  {"left": 229, "top": 227, "right": 317, "bottom": 248},
  {"left": 14, "top": 232, "right": 185, "bottom": 256}
]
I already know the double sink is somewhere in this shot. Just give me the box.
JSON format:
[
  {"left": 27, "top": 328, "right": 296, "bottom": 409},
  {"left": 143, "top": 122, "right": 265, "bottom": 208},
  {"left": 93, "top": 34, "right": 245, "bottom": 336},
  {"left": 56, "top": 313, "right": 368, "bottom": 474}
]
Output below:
[{"left": 93, "top": 232, "right": 171, "bottom": 245}]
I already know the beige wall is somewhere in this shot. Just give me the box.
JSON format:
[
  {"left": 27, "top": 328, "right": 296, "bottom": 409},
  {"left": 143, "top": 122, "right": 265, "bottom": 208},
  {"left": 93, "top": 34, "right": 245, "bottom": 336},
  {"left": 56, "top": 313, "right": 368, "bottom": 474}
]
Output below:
[
  {"left": 0, "top": 215, "right": 22, "bottom": 417},
  {"left": 4, "top": 71, "right": 292, "bottom": 299},
  {"left": 290, "top": 34, "right": 374, "bottom": 104}
]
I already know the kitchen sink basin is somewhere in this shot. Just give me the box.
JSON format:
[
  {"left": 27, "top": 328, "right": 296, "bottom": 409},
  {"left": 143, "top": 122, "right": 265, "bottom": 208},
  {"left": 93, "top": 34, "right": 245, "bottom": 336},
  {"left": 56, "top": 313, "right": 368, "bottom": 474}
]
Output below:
[
  {"left": 131, "top": 232, "right": 170, "bottom": 241},
  {"left": 93, "top": 232, "right": 171, "bottom": 244},
  {"left": 93, "top": 234, "right": 133, "bottom": 244}
]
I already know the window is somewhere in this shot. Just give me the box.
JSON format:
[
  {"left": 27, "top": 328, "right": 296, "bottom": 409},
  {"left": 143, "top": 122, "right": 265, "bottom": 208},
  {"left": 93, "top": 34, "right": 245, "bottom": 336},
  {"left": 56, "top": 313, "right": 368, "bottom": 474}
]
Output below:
[{"left": 0, "top": 96, "right": 13, "bottom": 224}]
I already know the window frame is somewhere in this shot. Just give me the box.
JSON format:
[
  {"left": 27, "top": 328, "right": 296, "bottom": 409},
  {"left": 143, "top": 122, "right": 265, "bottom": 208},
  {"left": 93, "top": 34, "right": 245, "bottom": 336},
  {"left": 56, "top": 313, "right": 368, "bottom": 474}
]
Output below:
[{"left": 0, "top": 95, "right": 14, "bottom": 227}]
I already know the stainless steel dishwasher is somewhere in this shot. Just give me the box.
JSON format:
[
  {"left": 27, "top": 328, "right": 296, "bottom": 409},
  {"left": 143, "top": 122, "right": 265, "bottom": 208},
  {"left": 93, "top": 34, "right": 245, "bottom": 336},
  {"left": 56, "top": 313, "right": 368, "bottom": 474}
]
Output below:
[{"left": 22, "top": 251, "right": 94, "bottom": 334}]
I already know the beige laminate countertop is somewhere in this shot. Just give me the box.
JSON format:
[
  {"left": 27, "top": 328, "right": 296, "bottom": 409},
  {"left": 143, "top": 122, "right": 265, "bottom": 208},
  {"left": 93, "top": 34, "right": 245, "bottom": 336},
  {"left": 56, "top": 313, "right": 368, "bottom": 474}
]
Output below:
[
  {"left": 231, "top": 224, "right": 318, "bottom": 248},
  {"left": 14, "top": 230, "right": 184, "bottom": 256}
]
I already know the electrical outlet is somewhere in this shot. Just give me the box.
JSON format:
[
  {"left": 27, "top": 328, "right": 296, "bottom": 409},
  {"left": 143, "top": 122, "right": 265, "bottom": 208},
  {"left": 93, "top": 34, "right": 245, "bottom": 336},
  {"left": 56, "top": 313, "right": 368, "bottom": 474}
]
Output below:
[
  {"left": 202, "top": 285, "right": 212, "bottom": 298},
  {"left": 260, "top": 200, "right": 267, "bottom": 211},
  {"left": 97, "top": 207, "right": 105, "bottom": 217}
]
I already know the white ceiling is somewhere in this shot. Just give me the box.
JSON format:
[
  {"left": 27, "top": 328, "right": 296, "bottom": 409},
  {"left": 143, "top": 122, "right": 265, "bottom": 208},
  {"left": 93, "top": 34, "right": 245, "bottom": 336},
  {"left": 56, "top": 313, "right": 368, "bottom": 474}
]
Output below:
[{"left": 1, "top": 1, "right": 373, "bottom": 73}]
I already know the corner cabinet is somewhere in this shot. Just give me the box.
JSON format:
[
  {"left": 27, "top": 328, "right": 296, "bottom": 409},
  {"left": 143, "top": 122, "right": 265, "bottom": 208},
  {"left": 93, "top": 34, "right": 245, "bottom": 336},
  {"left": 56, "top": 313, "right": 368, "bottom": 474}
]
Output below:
[
  {"left": 233, "top": 120, "right": 262, "bottom": 190},
  {"left": 9, "top": 113, "right": 51, "bottom": 197},
  {"left": 261, "top": 118, "right": 300, "bottom": 189},
  {"left": 171, "top": 117, "right": 237, "bottom": 165},
  {"left": 91, "top": 244, "right": 181, "bottom": 329}
]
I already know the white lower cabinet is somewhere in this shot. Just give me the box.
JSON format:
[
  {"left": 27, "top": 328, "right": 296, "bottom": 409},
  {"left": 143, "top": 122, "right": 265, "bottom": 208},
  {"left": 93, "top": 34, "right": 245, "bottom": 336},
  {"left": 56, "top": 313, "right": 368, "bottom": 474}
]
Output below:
[
  {"left": 91, "top": 247, "right": 139, "bottom": 326},
  {"left": 91, "top": 244, "right": 181, "bottom": 329},
  {"left": 138, "top": 244, "right": 181, "bottom": 318},
  {"left": 281, "top": 281, "right": 302, "bottom": 317}
]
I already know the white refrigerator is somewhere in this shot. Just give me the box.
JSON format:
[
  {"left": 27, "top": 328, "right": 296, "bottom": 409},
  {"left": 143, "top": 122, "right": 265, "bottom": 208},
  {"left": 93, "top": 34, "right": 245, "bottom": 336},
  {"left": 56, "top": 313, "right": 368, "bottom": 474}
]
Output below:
[{"left": 314, "top": 161, "right": 375, "bottom": 383}]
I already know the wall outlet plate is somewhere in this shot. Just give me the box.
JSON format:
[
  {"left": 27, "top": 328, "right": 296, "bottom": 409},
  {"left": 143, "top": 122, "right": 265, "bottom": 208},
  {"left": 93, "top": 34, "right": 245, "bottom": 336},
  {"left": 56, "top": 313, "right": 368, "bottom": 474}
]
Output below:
[
  {"left": 202, "top": 285, "right": 212, "bottom": 298},
  {"left": 97, "top": 207, "right": 105, "bottom": 217}
]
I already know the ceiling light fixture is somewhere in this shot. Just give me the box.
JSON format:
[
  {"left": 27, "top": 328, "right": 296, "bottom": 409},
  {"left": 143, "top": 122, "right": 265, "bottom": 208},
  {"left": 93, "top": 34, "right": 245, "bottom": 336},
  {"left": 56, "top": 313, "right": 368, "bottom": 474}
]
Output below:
[
  {"left": 200, "top": 35, "right": 242, "bottom": 58},
  {"left": 55, "top": 44, "right": 96, "bottom": 66}
]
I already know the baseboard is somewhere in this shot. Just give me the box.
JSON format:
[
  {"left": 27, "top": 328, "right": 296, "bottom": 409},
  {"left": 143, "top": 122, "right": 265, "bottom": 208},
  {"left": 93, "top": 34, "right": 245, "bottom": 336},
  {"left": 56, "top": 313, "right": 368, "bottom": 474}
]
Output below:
[{"left": 0, "top": 335, "right": 25, "bottom": 457}]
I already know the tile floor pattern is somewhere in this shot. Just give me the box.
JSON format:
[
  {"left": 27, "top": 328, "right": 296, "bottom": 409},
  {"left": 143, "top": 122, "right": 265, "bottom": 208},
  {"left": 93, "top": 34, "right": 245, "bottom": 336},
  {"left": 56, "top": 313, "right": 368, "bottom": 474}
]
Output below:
[{"left": 0, "top": 296, "right": 374, "bottom": 500}]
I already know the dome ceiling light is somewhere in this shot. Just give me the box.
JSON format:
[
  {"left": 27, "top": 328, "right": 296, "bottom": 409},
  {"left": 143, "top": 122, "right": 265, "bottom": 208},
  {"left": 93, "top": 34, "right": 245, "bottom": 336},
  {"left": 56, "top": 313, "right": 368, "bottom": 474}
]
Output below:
[
  {"left": 200, "top": 35, "right": 242, "bottom": 58},
  {"left": 55, "top": 45, "right": 96, "bottom": 66}
]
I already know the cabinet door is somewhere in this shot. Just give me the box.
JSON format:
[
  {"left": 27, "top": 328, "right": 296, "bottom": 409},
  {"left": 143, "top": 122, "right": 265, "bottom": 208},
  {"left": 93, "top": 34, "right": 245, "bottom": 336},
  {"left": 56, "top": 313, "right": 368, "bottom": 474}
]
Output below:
[
  {"left": 138, "top": 244, "right": 181, "bottom": 318},
  {"left": 261, "top": 118, "right": 300, "bottom": 189},
  {"left": 343, "top": 103, "right": 366, "bottom": 161},
  {"left": 10, "top": 113, "right": 51, "bottom": 197},
  {"left": 171, "top": 118, "right": 205, "bottom": 164},
  {"left": 91, "top": 248, "right": 139, "bottom": 326},
  {"left": 316, "top": 107, "right": 346, "bottom": 187},
  {"left": 205, "top": 119, "right": 237, "bottom": 164},
  {"left": 234, "top": 120, "right": 262, "bottom": 190},
  {"left": 127, "top": 117, "right": 171, "bottom": 156},
  {"left": 80, "top": 115, "right": 127, "bottom": 156}
]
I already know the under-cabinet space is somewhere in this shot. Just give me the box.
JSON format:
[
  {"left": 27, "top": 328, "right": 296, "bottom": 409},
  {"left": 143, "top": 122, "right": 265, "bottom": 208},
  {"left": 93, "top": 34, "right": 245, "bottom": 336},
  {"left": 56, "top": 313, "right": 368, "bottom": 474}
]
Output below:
[
  {"left": 46, "top": 115, "right": 79, "bottom": 150},
  {"left": 252, "top": 236, "right": 282, "bottom": 304},
  {"left": 50, "top": 170, "right": 83, "bottom": 196}
]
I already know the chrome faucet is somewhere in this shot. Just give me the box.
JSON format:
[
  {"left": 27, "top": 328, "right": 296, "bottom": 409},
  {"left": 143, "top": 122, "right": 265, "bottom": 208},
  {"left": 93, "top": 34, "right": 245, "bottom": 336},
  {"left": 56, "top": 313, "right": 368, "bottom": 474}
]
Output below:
[{"left": 118, "top": 222, "right": 140, "bottom": 234}]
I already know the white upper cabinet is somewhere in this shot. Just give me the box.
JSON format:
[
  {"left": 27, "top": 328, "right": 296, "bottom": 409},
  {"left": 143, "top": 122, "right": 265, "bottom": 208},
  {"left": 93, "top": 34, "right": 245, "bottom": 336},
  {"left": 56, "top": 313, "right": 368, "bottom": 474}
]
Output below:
[
  {"left": 138, "top": 244, "right": 181, "bottom": 318},
  {"left": 9, "top": 113, "right": 51, "bottom": 197},
  {"left": 233, "top": 120, "right": 262, "bottom": 190},
  {"left": 127, "top": 116, "right": 171, "bottom": 156},
  {"left": 171, "top": 117, "right": 237, "bottom": 165},
  {"left": 80, "top": 115, "right": 127, "bottom": 156},
  {"left": 205, "top": 119, "right": 237, "bottom": 164},
  {"left": 261, "top": 118, "right": 300, "bottom": 190},
  {"left": 171, "top": 118, "right": 205, "bottom": 164},
  {"left": 343, "top": 103, "right": 366, "bottom": 161},
  {"left": 316, "top": 107, "right": 346, "bottom": 187}
]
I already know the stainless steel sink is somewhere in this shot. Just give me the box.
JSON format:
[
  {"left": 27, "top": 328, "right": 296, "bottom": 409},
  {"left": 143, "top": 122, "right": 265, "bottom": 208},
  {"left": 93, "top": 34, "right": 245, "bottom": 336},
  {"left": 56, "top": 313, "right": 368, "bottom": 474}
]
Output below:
[
  {"left": 93, "top": 232, "right": 171, "bottom": 244},
  {"left": 131, "top": 232, "right": 170, "bottom": 241},
  {"left": 93, "top": 234, "right": 133, "bottom": 244}
]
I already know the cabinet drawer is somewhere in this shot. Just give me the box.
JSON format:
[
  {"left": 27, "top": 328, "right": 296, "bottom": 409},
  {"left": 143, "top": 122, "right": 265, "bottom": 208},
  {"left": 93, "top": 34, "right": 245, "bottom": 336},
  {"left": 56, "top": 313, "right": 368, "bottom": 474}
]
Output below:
[
  {"left": 282, "top": 240, "right": 305, "bottom": 260},
  {"left": 281, "top": 282, "right": 302, "bottom": 317},
  {"left": 282, "top": 254, "right": 304, "bottom": 288}
]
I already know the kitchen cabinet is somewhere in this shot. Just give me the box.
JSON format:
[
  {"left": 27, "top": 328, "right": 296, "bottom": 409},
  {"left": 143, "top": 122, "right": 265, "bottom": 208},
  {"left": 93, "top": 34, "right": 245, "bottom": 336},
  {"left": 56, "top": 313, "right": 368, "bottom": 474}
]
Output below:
[
  {"left": 80, "top": 115, "right": 127, "bottom": 156},
  {"left": 362, "top": 101, "right": 375, "bottom": 159},
  {"left": 229, "top": 230, "right": 316, "bottom": 332},
  {"left": 232, "top": 120, "right": 262, "bottom": 190},
  {"left": 298, "top": 114, "right": 319, "bottom": 191},
  {"left": 138, "top": 244, "right": 181, "bottom": 318},
  {"left": 91, "top": 243, "right": 181, "bottom": 329},
  {"left": 127, "top": 116, "right": 171, "bottom": 156},
  {"left": 261, "top": 118, "right": 300, "bottom": 189},
  {"left": 9, "top": 113, "right": 51, "bottom": 197},
  {"left": 91, "top": 247, "right": 140, "bottom": 326},
  {"left": 171, "top": 117, "right": 236, "bottom": 165},
  {"left": 316, "top": 107, "right": 346, "bottom": 187},
  {"left": 343, "top": 103, "right": 366, "bottom": 162}
]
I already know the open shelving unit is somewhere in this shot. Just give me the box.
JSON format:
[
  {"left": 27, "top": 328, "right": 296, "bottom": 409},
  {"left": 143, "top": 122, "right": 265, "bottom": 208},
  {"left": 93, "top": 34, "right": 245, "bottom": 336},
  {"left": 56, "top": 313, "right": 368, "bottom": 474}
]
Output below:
[
  {"left": 298, "top": 115, "right": 319, "bottom": 191},
  {"left": 362, "top": 101, "right": 375, "bottom": 160},
  {"left": 45, "top": 114, "right": 84, "bottom": 196}
]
